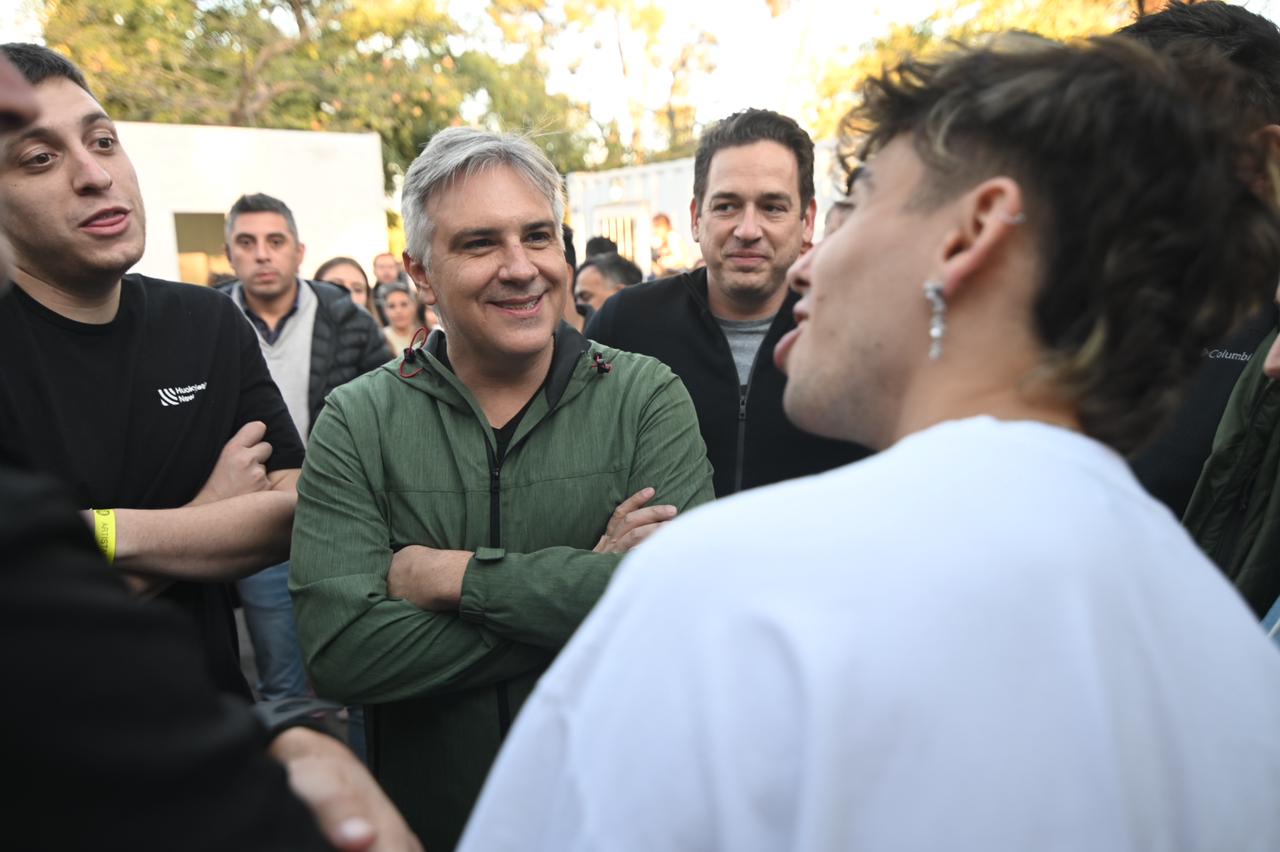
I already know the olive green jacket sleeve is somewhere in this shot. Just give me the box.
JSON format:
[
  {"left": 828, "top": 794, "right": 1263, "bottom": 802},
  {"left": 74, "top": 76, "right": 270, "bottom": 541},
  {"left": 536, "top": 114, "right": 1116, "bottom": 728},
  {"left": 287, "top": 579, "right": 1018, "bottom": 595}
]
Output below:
[
  {"left": 459, "top": 372, "right": 715, "bottom": 648},
  {"left": 291, "top": 401, "right": 553, "bottom": 705}
]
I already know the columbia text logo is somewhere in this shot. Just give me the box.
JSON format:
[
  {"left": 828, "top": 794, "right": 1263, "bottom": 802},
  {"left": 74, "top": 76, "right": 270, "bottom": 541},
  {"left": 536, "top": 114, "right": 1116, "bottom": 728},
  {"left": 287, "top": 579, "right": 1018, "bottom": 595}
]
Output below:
[{"left": 158, "top": 382, "right": 208, "bottom": 407}]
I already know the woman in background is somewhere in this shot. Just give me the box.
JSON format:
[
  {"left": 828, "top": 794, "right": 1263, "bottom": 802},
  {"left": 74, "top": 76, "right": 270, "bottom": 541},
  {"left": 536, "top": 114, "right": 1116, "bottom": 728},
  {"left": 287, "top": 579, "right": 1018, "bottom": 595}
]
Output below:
[
  {"left": 315, "top": 257, "right": 376, "bottom": 321},
  {"left": 382, "top": 282, "right": 419, "bottom": 355}
]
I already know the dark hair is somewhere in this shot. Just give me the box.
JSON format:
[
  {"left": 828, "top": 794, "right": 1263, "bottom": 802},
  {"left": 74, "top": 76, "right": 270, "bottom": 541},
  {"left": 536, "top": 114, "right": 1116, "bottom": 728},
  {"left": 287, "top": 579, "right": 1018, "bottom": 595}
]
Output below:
[
  {"left": 848, "top": 35, "right": 1280, "bottom": 454},
  {"left": 693, "top": 109, "right": 815, "bottom": 212},
  {"left": 1123, "top": 1, "right": 1280, "bottom": 126},
  {"left": 0, "top": 43, "right": 92, "bottom": 94},
  {"left": 584, "top": 235, "right": 618, "bottom": 257},
  {"left": 314, "top": 256, "right": 368, "bottom": 285},
  {"left": 578, "top": 252, "right": 642, "bottom": 288},
  {"left": 226, "top": 193, "right": 299, "bottom": 242},
  {"left": 563, "top": 224, "right": 577, "bottom": 273}
]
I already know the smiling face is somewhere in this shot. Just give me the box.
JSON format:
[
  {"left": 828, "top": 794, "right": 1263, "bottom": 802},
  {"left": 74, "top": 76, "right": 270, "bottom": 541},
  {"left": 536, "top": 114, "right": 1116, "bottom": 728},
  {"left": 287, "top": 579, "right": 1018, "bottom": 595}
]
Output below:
[
  {"left": 404, "top": 163, "right": 566, "bottom": 374},
  {"left": 225, "top": 211, "right": 304, "bottom": 306},
  {"left": 0, "top": 76, "right": 145, "bottom": 292},
  {"left": 778, "top": 136, "right": 952, "bottom": 448},
  {"left": 692, "top": 140, "right": 815, "bottom": 320}
]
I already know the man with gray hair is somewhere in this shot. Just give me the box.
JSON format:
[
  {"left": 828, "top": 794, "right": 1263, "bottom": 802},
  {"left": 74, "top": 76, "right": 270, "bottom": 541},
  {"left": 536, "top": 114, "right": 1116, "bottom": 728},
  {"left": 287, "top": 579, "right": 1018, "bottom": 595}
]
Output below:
[{"left": 290, "top": 127, "right": 714, "bottom": 850}]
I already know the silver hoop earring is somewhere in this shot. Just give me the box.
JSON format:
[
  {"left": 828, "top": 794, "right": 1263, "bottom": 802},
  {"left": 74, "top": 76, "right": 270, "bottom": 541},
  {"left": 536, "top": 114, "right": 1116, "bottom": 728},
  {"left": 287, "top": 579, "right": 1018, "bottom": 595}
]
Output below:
[
  {"left": 998, "top": 211, "right": 1026, "bottom": 225},
  {"left": 924, "top": 279, "right": 946, "bottom": 361}
]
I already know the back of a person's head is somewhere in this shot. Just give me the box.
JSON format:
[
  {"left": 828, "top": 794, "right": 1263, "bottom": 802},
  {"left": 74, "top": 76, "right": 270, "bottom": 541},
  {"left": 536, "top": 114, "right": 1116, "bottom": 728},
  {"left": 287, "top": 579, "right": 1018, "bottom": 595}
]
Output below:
[
  {"left": 849, "top": 35, "right": 1280, "bottom": 454},
  {"left": 1122, "top": 1, "right": 1280, "bottom": 127},
  {"left": 693, "top": 109, "right": 815, "bottom": 211},
  {"left": 563, "top": 224, "right": 578, "bottom": 272},
  {"left": 0, "top": 43, "right": 92, "bottom": 94},
  {"left": 585, "top": 236, "right": 618, "bottom": 257},
  {"left": 579, "top": 252, "right": 643, "bottom": 289}
]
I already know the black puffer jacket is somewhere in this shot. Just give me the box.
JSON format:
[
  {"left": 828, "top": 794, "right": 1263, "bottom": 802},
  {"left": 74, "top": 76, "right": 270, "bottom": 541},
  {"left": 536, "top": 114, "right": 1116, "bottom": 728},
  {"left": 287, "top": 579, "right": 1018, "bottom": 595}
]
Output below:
[
  {"left": 586, "top": 267, "right": 871, "bottom": 496},
  {"left": 218, "top": 279, "right": 390, "bottom": 434}
]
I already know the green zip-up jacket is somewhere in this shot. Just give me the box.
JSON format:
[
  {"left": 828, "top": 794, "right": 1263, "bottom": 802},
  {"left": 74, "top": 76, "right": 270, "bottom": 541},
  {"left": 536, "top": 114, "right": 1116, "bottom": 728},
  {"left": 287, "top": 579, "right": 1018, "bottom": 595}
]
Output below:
[
  {"left": 291, "top": 324, "right": 714, "bottom": 851},
  {"left": 1183, "top": 326, "right": 1280, "bottom": 618}
]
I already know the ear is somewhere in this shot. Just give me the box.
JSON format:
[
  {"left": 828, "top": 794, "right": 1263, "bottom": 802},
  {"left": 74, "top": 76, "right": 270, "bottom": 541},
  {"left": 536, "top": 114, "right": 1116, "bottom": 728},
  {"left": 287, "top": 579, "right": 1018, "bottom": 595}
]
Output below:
[
  {"left": 935, "top": 177, "right": 1025, "bottom": 300},
  {"left": 801, "top": 197, "right": 817, "bottom": 244},
  {"left": 689, "top": 196, "right": 701, "bottom": 241},
  {"left": 1252, "top": 124, "right": 1280, "bottom": 201},
  {"left": 297, "top": 241, "right": 306, "bottom": 268},
  {"left": 223, "top": 244, "right": 232, "bottom": 264},
  {"left": 403, "top": 251, "right": 438, "bottom": 307}
]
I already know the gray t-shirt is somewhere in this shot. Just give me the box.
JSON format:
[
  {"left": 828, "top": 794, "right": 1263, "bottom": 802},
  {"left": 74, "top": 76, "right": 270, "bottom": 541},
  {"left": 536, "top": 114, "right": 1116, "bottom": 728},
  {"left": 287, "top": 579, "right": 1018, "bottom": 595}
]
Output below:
[{"left": 717, "top": 316, "right": 774, "bottom": 386}]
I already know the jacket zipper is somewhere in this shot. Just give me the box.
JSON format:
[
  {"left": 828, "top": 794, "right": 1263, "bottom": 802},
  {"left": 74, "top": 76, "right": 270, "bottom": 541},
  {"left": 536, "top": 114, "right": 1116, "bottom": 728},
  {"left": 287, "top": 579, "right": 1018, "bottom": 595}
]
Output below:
[
  {"left": 483, "top": 437, "right": 513, "bottom": 733},
  {"left": 735, "top": 386, "right": 748, "bottom": 493},
  {"left": 734, "top": 335, "right": 770, "bottom": 494}
]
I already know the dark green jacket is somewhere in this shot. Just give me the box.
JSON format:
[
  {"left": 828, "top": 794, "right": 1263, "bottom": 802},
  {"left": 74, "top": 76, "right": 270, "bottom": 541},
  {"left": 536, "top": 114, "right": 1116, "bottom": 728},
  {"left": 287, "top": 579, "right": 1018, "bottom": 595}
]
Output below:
[
  {"left": 291, "top": 325, "right": 714, "bottom": 850},
  {"left": 1183, "top": 327, "right": 1280, "bottom": 618}
]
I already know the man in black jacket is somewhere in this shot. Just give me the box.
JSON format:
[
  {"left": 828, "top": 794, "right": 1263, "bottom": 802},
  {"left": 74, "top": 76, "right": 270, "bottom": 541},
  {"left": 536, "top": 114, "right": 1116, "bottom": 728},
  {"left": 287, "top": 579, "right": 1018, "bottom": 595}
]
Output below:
[
  {"left": 220, "top": 192, "right": 389, "bottom": 704},
  {"left": 587, "top": 109, "right": 870, "bottom": 496}
]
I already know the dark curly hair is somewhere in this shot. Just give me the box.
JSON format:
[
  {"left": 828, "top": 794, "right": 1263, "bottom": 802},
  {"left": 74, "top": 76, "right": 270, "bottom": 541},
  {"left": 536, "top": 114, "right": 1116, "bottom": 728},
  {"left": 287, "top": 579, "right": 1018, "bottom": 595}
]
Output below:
[{"left": 842, "top": 35, "right": 1280, "bottom": 454}]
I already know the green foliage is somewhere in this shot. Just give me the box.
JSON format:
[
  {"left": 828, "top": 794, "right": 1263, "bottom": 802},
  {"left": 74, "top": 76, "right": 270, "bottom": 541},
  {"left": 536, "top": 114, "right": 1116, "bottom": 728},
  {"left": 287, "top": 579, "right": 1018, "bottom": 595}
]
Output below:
[
  {"left": 43, "top": 0, "right": 593, "bottom": 188},
  {"left": 488, "top": 0, "right": 717, "bottom": 166},
  {"left": 805, "top": 0, "right": 1133, "bottom": 142}
]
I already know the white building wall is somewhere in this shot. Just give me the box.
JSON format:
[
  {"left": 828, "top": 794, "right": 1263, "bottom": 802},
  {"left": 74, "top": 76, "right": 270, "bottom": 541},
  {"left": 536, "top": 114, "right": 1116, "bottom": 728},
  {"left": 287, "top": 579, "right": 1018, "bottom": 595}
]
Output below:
[{"left": 117, "top": 121, "right": 388, "bottom": 282}]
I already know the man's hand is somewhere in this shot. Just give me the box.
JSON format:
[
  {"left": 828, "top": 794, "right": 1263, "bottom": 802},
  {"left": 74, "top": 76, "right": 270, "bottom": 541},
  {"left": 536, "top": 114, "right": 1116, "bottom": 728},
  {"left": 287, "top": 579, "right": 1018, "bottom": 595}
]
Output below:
[
  {"left": 190, "top": 421, "right": 274, "bottom": 506},
  {"left": 387, "top": 545, "right": 472, "bottom": 610},
  {"left": 270, "top": 727, "right": 423, "bottom": 851},
  {"left": 594, "top": 487, "right": 677, "bottom": 554}
]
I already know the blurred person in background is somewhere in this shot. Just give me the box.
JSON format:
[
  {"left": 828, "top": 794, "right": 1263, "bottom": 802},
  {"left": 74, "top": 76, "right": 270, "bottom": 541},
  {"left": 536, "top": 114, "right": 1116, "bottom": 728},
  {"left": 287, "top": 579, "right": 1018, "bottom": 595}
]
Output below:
[
  {"left": 574, "top": 251, "right": 642, "bottom": 313},
  {"left": 381, "top": 281, "right": 418, "bottom": 356},
  {"left": 220, "top": 193, "right": 387, "bottom": 714},
  {"left": 1123, "top": 1, "right": 1280, "bottom": 630},
  {"left": 561, "top": 223, "right": 591, "bottom": 332},
  {"left": 316, "top": 256, "right": 375, "bottom": 316},
  {"left": 584, "top": 235, "right": 618, "bottom": 258}
]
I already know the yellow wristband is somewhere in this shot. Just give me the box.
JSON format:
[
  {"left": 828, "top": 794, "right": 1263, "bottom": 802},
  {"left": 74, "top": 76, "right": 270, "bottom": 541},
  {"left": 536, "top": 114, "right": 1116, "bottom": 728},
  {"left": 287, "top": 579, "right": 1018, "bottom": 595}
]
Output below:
[{"left": 92, "top": 508, "right": 117, "bottom": 564}]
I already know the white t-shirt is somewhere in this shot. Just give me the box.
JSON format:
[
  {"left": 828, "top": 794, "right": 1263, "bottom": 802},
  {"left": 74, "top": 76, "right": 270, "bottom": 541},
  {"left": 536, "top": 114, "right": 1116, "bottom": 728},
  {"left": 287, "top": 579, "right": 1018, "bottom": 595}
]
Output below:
[{"left": 460, "top": 417, "right": 1280, "bottom": 852}]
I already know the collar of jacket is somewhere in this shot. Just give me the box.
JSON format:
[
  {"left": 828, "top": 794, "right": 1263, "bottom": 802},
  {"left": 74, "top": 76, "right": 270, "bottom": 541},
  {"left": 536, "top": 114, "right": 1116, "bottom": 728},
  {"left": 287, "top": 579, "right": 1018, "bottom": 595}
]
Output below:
[
  {"left": 388, "top": 320, "right": 594, "bottom": 416},
  {"left": 678, "top": 264, "right": 802, "bottom": 338}
]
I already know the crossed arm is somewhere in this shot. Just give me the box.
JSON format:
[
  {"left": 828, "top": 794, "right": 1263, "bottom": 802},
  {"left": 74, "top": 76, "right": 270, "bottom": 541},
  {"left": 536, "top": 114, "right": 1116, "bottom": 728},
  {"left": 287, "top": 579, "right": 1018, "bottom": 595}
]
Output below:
[
  {"left": 87, "top": 421, "right": 299, "bottom": 592},
  {"left": 387, "top": 486, "right": 677, "bottom": 610},
  {"left": 291, "top": 374, "right": 714, "bottom": 704}
]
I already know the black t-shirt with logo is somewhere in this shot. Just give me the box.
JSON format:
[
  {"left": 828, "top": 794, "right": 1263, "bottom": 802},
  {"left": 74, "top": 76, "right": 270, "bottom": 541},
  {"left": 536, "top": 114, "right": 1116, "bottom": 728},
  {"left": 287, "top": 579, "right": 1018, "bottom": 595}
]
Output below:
[{"left": 0, "top": 274, "right": 305, "bottom": 698}]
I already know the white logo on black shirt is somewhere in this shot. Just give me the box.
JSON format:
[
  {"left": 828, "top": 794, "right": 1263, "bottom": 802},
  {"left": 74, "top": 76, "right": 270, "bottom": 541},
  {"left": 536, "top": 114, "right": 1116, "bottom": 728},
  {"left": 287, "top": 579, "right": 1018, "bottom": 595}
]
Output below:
[{"left": 158, "top": 382, "right": 208, "bottom": 407}]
